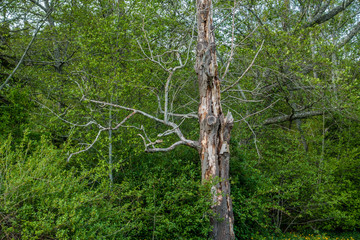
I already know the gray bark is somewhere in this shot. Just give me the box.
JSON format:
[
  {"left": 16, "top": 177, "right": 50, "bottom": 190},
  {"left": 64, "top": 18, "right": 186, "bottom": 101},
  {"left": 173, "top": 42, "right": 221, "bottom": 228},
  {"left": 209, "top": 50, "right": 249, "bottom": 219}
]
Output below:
[
  {"left": 305, "top": 0, "right": 355, "bottom": 28},
  {"left": 195, "top": 1, "right": 235, "bottom": 239},
  {"left": 263, "top": 111, "right": 324, "bottom": 125}
]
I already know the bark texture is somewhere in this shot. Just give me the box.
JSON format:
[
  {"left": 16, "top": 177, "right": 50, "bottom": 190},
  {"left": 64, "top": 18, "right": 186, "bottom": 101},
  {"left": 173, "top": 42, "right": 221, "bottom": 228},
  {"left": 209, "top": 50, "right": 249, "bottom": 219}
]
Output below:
[{"left": 195, "top": 1, "right": 235, "bottom": 239}]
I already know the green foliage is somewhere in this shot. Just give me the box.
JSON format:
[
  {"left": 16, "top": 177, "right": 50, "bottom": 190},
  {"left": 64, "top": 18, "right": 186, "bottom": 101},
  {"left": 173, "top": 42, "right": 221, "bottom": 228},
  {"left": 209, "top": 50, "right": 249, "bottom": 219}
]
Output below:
[
  {"left": 231, "top": 117, "right": 360, "bottom": 238},
  {"left": 231, "top": 140, "right": 276, "bottom": 239},
  {"left": 0, "top": 87, "right": 33, "bottom": 141},
  {"left": 2, "top": 0, "right": 360, "bottom": 239},
  {"left": 0, "top": 133, "right": 211, "bottom": 239},
  {"left": 117, "top": 148, "right": 212, "bottom": 239}
]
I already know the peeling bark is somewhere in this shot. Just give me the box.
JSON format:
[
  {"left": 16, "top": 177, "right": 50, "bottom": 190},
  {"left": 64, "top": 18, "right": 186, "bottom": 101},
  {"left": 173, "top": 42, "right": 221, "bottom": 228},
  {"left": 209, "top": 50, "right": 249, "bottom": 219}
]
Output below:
[{"left": 195, "top": 1, "right": 235, "bottom": 239}]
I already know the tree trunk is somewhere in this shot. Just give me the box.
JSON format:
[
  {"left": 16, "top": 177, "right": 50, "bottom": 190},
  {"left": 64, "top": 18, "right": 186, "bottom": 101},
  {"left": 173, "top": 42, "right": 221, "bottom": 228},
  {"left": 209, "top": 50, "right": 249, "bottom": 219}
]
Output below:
[{"left": 195, "top": 1, "right": 235, "bottom": 239}]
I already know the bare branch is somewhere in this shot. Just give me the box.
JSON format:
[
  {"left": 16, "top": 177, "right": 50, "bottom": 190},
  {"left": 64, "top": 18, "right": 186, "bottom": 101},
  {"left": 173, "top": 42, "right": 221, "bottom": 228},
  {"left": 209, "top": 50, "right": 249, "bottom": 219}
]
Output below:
[
  {"left": 211, "top": 1, "right": 242, "bottom": 33},
  {"left": 137, "top": 19, "right": 196, "bottom": 123},
  {"left": 263, "top": 111, "right": 324, "bottom": 125},
  {"left": 155, "top": 84, "right": 197, "bottom": 119},
  {"left": 67, "top": 111, "right": 136, "bottom": 162},
  {"left": 221, "top": 0, "right": 236, "bottom": 81},
  {"left": 337, "top": 20, "right": 360, "bottom": 49},
  {"left": 145, "top": 141, "right": 193, "bottom": 153},
  {"left": 231, "top": 99, "right": 280, "bottom": 123},
  {"left": 161, "top": 112, "right": 198, "bottom": 119},
  {"left": 29, "top": 0, "right": 47, "bottom": 12},
  {"left": 67, "top": 129, "right": 102, "bottom": 162},
  {"left": 137, "top": 40, "right": 167, "bottom": 71},
  {"left": 221, "top": 40, "right": 264, "bottom": 93},
  {"left": 138, "top": 134, "right": 147, "bottom": 151},
  {"left": 238, "top": 26, "right": 259, "bottom": 46},
  {"left": 109, "top": 111, "right": 136, "bottom": 130},
  {"left": 137, "top": 14, "right": 195, "bottom": 73},
  {"left": 164, "top": 71, "right": 174, "bottom": 123},
  {"left": 224, "top": 104, "right": 262, "bottom": 160},
  {"left": 85, "top": 98, "right": 200, "bottom": 151},
  {"left": 158, "top": 118, "right": 186, "bottom": 137},
  {"left": 85, "top": 98, "right": 168, "bottom": 125},
  {"left": 305, "top": 0, "right": 355, "bottom": 28},
  {"left": 0, "top": 10, "right": 52, "bottom": 91},
  {"left": 141, "top": 18, "right": 154, "bottom": 60},
  {"left": 173, "top": 15, "right": 196, "bottom": 71},
  {"left": 35, "top": 100, "right": 101, "bottom": 128}
]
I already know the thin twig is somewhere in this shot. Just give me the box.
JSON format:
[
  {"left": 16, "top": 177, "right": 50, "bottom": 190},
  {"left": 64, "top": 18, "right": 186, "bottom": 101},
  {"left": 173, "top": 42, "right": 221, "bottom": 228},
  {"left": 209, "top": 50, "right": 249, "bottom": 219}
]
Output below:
[
  {"left": 221, "top": 0, "right": 236, "bottom": 81},
  {"left": 221, "top": 40, "right": 264, "bottom": 93},
  {"left": 67, "top": 111, "right": 136, "bottom": 162},
  {"left": 35, "top": 100, "right": 100, "bottom": 128}
]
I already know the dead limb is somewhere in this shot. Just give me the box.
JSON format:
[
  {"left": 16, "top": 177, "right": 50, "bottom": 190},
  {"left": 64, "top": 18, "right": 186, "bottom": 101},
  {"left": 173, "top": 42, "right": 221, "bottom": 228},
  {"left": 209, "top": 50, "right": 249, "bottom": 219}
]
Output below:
[
  {"left": 66, "top": 111, "right": 136, "bottom": 162},
  {"left": 85, "top": 98, "right": 200, "bottom": 152}
]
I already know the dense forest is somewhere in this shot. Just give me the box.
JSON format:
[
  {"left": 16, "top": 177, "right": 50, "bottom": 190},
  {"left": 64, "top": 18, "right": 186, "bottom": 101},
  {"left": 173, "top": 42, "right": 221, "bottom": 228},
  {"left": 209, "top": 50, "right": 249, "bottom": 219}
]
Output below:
[{"left": 1, "top": 0, "right": 360, "bottom": 239}]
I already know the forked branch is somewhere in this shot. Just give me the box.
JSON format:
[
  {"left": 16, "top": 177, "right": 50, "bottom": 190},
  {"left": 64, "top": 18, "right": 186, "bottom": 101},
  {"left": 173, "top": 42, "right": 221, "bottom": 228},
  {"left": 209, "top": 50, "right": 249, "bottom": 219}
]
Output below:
[
  {"left": 84, "top": 98, "right": 200, "bottom": 151},
  {"left": 67, "top": 111, "right": 136, "bottom": 162}
]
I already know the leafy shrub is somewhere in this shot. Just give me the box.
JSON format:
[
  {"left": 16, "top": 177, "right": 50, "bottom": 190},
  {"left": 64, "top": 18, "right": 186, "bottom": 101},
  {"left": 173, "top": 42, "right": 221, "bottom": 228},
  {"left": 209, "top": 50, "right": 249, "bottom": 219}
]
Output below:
[{"left": 0, "top": 134, "right": 211, "bottom": 239}]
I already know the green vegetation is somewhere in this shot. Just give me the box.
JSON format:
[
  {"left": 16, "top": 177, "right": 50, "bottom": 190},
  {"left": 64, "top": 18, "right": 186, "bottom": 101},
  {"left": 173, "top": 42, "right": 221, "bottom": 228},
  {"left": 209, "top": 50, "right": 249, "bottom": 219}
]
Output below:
[
  {"left": 0, "top": 134, "right": 211, "bottom": 239},
  {"left": 1, "top": 0, "right": 360, "bottom": 239}
]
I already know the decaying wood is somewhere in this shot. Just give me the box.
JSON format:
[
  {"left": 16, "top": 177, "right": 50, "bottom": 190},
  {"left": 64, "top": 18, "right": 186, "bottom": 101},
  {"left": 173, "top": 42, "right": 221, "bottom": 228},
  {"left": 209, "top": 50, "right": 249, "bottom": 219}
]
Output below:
[{"left": 195, "top": 1, "right": 235, "bottom": 239}]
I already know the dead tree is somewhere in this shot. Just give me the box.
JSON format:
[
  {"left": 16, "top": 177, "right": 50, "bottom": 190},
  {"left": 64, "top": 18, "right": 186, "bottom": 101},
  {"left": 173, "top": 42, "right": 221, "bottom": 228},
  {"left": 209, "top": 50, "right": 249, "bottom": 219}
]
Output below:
[
  {"left": 71, "top": 0, "right": 236, "bottom": 239},
  {"left": 195, "top": 0, "right": 235, "bottom": 239}
]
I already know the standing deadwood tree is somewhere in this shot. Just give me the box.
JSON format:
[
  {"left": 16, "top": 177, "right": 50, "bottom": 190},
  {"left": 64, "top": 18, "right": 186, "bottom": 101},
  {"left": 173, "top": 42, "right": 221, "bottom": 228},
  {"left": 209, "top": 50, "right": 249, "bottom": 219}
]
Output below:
[
  {"left": 195, "top": 0, "right": 235, "bottom": 239},
  {"left": 78, "top": 0, "right": 235, "bottom": 239}
]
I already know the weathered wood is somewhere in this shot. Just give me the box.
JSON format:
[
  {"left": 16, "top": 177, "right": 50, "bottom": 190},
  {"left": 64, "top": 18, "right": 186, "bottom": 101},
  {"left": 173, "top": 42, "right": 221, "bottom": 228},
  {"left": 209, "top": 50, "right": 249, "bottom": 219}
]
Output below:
[
  {"left": 195, "top": 1, "right": 235, "bottom": 239},
  {"left": 263, "top": 111, "right": 324, "bottom": 125}
]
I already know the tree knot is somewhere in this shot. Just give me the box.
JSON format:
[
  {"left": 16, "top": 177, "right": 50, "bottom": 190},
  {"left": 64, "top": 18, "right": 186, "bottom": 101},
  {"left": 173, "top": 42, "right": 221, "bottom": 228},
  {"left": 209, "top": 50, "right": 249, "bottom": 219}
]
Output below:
[{"left": 207, "top": 114, "right": 217, "bottom": 126}]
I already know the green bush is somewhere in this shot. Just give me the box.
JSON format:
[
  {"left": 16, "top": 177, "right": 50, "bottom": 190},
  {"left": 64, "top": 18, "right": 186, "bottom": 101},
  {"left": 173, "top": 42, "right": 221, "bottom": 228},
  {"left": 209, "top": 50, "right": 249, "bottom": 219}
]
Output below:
[
  {"left": 232, "top": 120, "right": 360, "bottom": 237},
  {"left": 0, "top": 133, "right": 211, "bottom": 239}
]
